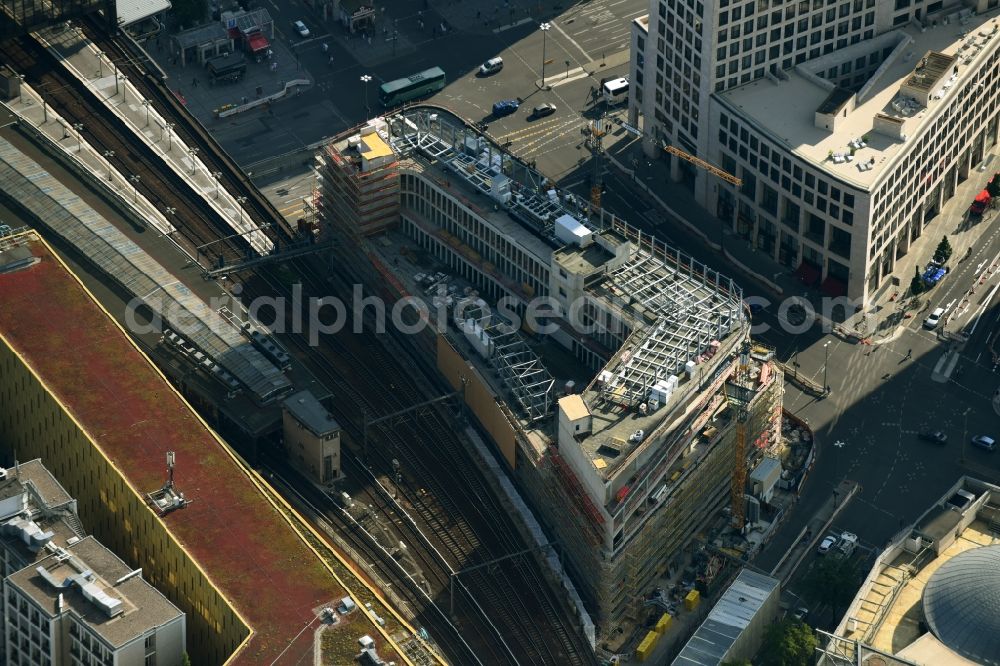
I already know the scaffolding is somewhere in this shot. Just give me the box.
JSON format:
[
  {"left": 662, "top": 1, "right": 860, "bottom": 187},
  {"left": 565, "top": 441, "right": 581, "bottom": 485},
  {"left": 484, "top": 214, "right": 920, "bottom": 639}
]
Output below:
[
  {"left": 318, "top": 130, "right": 400, "bottom": 239},
  {"left": 489, "top": 326, "right": 554, "bottom": 421}
]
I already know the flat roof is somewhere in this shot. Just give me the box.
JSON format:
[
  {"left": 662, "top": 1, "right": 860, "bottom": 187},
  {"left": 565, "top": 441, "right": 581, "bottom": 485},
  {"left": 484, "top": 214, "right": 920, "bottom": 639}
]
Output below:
[
  {"left": 0, "top": 459, "right": 74, "bottom": 509},
  {"left": 283, "top": 390, "right": 340, "bottom": 436},
  {"left": 7, "top": 536, "right": 182, "bottom": 647},
  {"left": 720, "top": 12, "right": 1000, "bottom": 190},
  {"left": 117, "top": 0, "right": 171, "bottom": 27},
  {"left": 558, "top": 394, "right": 591, "bottom": 421},
  {"left": 673, "top": 568, "right": 779, "bottom": 665},
  {"left": 360, "top": 131, "right": 393, "bottom": 160},
  {"left": 0, "top": 235, "right": 351, "bottom": 664}
]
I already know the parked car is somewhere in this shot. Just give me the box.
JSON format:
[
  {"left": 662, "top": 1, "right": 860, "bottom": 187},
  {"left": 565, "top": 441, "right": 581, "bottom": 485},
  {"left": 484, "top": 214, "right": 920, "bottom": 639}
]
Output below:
[
  {"left": 492, "top": 99, "right": 519, "bottom": 117},
  {"left": 918, "top": 430, "right": 948, "bottom": 445},
  {"left": 531, "top": 102, "right": 557, "bottom": 118},
  {"left": 971, "top": 435, "right": 996, "bottom": 451},
  {"left": 924, "top": 307, "right": 945, "bottom": 329},
  {"left": 836, "top": 531, "right": 859, "bottom": 558},
  {"left": 292, "top": 20, "right": 310, "bottom": 38},
  {"left": 792, "top": 607, "right": 809, "bottom": 622},
  {"left": 479, "top": 57, "right": 504, "bottom": 75},
  {"left": 817, "top": 534, "right": 838, "bottom": 555},
  {"left": 629, "top": 429, "right": 645, "bottom": 444}
]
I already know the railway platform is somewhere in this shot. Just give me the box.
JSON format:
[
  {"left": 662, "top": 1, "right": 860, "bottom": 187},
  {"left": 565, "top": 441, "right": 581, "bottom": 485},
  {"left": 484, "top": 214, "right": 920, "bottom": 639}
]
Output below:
[{"left": 10, "top": 23, "right": 272, "bottom": 258}]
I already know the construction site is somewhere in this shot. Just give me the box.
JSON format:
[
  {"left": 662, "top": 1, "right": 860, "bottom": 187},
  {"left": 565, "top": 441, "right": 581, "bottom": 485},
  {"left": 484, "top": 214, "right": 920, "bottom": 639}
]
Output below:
[{"left": 315, "top": 106, "right": 786, "bottom": 648}]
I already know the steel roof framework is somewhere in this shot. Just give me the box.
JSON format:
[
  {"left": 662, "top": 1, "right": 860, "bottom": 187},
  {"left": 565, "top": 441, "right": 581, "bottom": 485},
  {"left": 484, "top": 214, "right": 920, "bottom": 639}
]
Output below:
[
  {"left": 600, "top": 245, "right": 739, "bottom": 407},
  {"left": 486, "top": 322, "right": 553, "bottom": 421}
]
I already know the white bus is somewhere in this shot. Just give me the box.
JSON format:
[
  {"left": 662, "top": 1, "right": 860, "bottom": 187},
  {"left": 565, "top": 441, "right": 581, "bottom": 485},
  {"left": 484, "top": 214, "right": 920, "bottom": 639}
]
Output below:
[{"left": 602, "top": 77, "right": 629, "bottom": 106}]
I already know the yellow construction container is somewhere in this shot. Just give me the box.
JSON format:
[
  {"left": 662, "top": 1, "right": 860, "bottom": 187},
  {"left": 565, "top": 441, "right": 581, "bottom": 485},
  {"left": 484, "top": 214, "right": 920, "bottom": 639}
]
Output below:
[
  {"left": 655, "top": 613, "right": 672, "bottom": 634},
  {"left": 635, "top": 630, "right": 661, "bottom": 662},
  {"left": 684, "top": 589, "right": 701, "bottom": 611}
]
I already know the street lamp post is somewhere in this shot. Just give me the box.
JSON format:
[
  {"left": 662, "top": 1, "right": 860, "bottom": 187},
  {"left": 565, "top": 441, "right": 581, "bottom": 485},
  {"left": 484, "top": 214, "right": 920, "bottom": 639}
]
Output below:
[
  {"left": 360, "top": 74, "right": 372, "bottom": 120},
  {"left": 187, "top": 147, "right": 199, "bottom": 175},
  {"left": 823, "top": 340, "right": 832, "bottom": 395},
  {"left": 103, "top": 150, "right": 115, "bottom": 181},
  {"left": 118, "top": 75, "right": 127, "bottom": 102},
  {"left": 165, "top": 122, "right": 175, "bottom": 151},
  {"left": 142, "top": 99, "right": 152, "bottom": 127},
  {"left": 129, "top": 174, "right": 141, "bottom": 202},
  {"left": 539, "top": 23, "right": 551, "bottom": 89},
  {"left": 73, "top": 123, "right": 84, "bottom": 152},
  {"left": 236, "top": 195, "right": 248, "bottom": 225},
  {"left": 213, "top": 171, "right": 223, "bottom": 199}
]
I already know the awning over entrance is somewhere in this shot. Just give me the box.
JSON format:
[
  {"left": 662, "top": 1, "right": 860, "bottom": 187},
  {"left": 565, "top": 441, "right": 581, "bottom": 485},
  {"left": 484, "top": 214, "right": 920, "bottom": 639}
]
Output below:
[
  {"left": 795, "top": 261, "right": 821, "bottom": 286},
  {"left": 247, "top": 31, "right": 269, "bottom": 53}
]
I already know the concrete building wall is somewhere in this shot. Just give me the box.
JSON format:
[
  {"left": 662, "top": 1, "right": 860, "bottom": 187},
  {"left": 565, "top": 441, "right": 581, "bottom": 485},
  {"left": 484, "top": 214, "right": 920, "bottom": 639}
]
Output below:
[
  {"left": 282, "top": 410, "right": 341, "bottom": 484},
  {"left": 436, "top": 335, "right": 518, "bottom": 469},
  {"left": 0, "top": 339, "right": 247, "bottom": 665}
]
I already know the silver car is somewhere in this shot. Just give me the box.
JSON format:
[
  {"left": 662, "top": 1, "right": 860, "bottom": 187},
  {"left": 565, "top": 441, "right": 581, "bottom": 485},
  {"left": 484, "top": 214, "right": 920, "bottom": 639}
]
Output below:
[{"left": 293, "top": 20, "right": 310, "bottom": 38}]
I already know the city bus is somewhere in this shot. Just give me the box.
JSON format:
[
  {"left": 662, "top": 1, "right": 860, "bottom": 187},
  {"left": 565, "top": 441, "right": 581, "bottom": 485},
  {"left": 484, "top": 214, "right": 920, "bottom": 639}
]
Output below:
[
  {"left": 379, "top": 67, "right": 447, "bottom": 107},
  {"left": 602, "top": 77, "right": 629, "bottom": 106}
]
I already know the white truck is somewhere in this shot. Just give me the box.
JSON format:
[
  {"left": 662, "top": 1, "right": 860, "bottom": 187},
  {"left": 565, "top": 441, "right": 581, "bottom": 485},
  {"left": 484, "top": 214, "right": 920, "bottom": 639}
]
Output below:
[{"left": 835, "top": 532, "right": 858, "bottom": 558}]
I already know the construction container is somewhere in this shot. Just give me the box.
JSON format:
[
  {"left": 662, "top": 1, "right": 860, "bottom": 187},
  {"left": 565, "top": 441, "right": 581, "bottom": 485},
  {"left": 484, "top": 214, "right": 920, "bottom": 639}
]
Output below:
[
  {"left": 635, "top": 630, "right": 660, "bottom": 662},
  {"left": 684, "top": 589, "right": 700, "bottom": 611},
  {"left": 655, "top": 613, "right": 672, "bottom": 634}
]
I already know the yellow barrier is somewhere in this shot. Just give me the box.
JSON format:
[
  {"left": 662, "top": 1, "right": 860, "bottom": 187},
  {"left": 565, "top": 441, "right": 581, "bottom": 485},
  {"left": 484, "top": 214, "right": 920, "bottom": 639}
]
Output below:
[
  {"left": 655, "top": 612, "right": 672, "bottom": 634},
  {"left": 685, "top": 589, "right": 701, "bottom": 611},
  {"left": 635, "top": 630, "right": 661, "bottom": 662}
]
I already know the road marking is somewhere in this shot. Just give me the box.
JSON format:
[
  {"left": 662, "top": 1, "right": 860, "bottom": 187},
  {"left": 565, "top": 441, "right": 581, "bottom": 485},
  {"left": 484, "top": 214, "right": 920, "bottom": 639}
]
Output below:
[
  {"left": 492, "top": 17, "right": 534, "bottom": 33},
  {"left": 550, "top": 70, "right": 592, "bottom": 87},
  {"left": 552, "top": 20, "right": 593, "bottom": 63}
]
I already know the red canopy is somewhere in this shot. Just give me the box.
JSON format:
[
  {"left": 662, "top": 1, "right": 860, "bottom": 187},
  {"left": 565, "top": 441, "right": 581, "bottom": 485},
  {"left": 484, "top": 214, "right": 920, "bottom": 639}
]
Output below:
[
  {"left": 975, "top": 190, "right": 991, "bottom": 204},
  {"left": 247, "top": 32, "right": 270, "bottom": 53}
]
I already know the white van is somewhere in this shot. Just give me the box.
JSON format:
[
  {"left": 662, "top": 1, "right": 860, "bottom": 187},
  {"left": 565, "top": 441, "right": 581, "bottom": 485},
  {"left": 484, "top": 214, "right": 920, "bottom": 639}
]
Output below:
[{"left": 480, "top": 57, "right": 504, "bottom": 76}]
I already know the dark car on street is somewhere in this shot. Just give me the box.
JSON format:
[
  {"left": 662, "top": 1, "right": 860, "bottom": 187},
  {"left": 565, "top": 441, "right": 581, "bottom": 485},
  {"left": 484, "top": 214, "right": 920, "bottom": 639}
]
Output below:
[
  {"left": 492, "top": 99, "right": 519, "bottom": 117},
  {"left": 918, "top": 430, "right": 948, "bottom": 444}
]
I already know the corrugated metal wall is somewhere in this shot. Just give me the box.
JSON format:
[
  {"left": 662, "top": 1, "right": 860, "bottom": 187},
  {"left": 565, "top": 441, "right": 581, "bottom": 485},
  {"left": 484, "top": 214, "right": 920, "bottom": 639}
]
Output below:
[{"left": 436, "top": 334, "right": 517, "bottom": 469}]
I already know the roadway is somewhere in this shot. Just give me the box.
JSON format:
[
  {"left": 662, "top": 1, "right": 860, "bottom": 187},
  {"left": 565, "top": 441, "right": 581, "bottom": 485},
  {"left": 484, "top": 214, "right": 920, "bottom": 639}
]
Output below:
[{"left": 166, "top": 0, "right": 642, "bottom": 168}]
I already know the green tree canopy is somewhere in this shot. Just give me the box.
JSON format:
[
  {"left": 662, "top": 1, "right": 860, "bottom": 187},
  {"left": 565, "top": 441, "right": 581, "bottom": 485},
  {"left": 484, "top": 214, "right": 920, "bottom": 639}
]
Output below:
[
  {"left": 986, "top": 175, "right": 1000, "bottom": 198},
  {"left": 801, "top": 555, "right": 861, "bottom": 618},
  {"left": 722, "top": 659, "right": 753, "bottom": 666},
  {"left": 933, "top": 236, "right": 953, "bottom": 264},
  {"left": 757, "top": 618, "right": 818, "bottom": 666},
  {"left": 171, "top": 0, "right": 208, "bottom": 30}
]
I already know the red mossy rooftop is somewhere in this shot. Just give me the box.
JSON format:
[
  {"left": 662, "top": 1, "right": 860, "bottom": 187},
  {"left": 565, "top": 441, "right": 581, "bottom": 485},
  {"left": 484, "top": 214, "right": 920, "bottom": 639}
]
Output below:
[{"left": 0, "top": 238, "right": 344, "bottom": 664}]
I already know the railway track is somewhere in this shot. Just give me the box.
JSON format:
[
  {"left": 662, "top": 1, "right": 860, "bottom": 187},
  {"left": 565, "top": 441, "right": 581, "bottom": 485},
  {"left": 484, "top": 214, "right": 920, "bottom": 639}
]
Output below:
[
  {"left": 81, "top": 19, "right": 299, "bottom": 245},
  {"left": 238, "top": 255, "right": 596, "bottom": 665},
  {"left": 8, "top": 24, "right": 597, "bottom": 664},
  {"left": 0, "top": 34, "right": 247, "bottom": 267}
]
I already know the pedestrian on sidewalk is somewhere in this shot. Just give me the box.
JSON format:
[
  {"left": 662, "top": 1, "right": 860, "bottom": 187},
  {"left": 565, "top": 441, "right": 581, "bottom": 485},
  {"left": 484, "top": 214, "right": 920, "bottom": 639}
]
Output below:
[{"left": 905, "top": 348, "right": 912, "bottom": 359}]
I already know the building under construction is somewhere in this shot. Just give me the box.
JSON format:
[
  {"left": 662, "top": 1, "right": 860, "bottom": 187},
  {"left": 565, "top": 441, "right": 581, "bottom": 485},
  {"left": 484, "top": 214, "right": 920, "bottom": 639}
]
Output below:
[{"left": 316, "top": 107, "right": 784, "bottom": 639}]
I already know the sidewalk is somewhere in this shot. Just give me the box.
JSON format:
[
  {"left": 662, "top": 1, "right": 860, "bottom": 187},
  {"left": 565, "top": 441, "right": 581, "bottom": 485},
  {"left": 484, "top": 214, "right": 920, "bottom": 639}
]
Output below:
[
  {"left": 602, "top": 131, "right": 1000, "bottom": 338},
  {"left": 768, "top": 478, "right": 860, "bottom": 584}
]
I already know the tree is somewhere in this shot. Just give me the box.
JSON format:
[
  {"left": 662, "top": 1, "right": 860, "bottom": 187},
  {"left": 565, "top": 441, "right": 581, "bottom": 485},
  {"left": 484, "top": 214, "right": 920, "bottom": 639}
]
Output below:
[
  {"left": 909, "top": 267, "right": 925, "bottom": 295},
  {"left": 801, "top": 555, "right": 861, "bottom": 619},
  {"left": 181, "top": 653, "right": 192, "bottom": 666},
  {"left": 987, "top": 175, "right": 1000, "bottom": 198},
  {"left": 722, "top": 660, "right": 753, "bottom": 666},
  {"left": 933, "top": 236, "right": 953, "bottom": 264},
  {"left": 757, "top": 619, "right": 817, "bottom": 666},
  {"left": 171, "top": 0, "right": 208, "bottom": 30}
]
